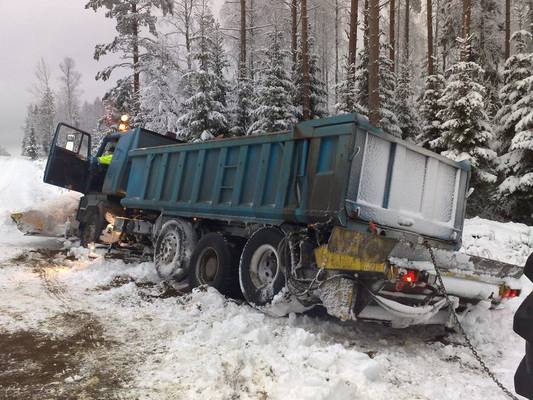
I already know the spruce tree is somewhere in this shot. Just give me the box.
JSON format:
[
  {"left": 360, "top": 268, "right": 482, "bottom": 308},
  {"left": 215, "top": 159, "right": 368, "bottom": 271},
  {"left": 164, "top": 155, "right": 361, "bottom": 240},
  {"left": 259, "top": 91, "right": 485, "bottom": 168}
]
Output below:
[
  {"left": 37, "top": 86, "right": 55, "bottom": 156},
  {"left": 436, "top": 40, "right": 496, "bottom": 185},
  {"left": 418, "top": 74, "right": 446, "bottom": 151},
  {"left": 21, "top": 104, "right": 38, "bottom": 157},
  {"left": 178, "top": 5, "right": 228, "bottom": 140},
  {"left": 495, "top": 30, "right": 533, "bottom": 219},
  {"left": 247, "top": 31, "right": 297, "bottom": 135},
  {"left": 26, "top": 128, "right": 39, "bottom": 160},
  {"left": 230, "top": 72, "right": 255, "bottom": 136},
  {"left": 335, "top": 60, "right": 356, "bottom": 114},
  {"left": 395, "top": 62, "right": 421, "bottom": 141}
]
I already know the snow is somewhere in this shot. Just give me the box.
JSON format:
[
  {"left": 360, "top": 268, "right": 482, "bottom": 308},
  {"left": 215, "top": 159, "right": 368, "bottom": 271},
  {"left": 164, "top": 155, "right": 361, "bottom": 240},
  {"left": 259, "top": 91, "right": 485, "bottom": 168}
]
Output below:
[
  {"left": 0, "top": 157, "right": 67, "bottom": 260},
  {"left": 0, "top": 157, "right": 531, "bottom": 399}
]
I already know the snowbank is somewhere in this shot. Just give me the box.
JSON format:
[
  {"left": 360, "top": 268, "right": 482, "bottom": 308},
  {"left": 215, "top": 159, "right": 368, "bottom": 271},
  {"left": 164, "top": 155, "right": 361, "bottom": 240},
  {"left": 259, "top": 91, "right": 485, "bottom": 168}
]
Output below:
[{"left": 0, "top": 157, "right": 72, "bottom": 259}]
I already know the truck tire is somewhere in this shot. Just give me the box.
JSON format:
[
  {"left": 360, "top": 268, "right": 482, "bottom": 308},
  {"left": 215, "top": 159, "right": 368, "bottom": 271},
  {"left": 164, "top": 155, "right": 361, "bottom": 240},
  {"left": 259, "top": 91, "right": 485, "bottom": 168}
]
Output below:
[
  {"left": 239, "top": 227, "right": 286, "bottom": 306},
  {"left": 154, "top": 219, "right": 197, "bottom": 281},
  {"left": 189, "top": 233, "right": 240, "bottom": 297},
  {"left": 79, "top": 206, "right": 105, "bottom": 247}
]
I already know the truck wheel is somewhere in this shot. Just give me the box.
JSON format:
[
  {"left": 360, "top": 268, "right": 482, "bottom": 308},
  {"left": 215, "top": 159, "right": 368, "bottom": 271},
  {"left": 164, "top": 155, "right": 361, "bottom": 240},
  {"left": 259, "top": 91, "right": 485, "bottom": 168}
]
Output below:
[
  {"left": 239, "top": 227, "right": 285, "bottom": 306},
  {"left": 189, "top": 233, "right": 240, "bottom": 297},
  {"left": 79, "top": 207, "right": 104, "bottom": 247},
  {"left": 154, "top": 219, "right": 196, "bottom": 281}
]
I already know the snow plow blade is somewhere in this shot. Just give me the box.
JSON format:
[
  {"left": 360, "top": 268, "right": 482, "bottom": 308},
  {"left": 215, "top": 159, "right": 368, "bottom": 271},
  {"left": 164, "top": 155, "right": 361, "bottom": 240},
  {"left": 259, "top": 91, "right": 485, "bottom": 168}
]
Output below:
[
  {"left": 389, "top": 243, "right": 524, "bottom": 281},
  {"left": 10, "top": 193, "right": 80, "bottom": 237}
]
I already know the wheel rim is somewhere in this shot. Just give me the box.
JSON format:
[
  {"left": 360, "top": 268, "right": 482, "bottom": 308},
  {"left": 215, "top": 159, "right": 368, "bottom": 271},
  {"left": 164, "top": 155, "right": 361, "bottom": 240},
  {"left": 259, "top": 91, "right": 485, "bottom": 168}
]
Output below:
[
  {"left": 249, "top": 244, "right": 279, "bottom": 290},
  {"left": 197, "top": 247, "right": 219, "bottom": 284},
  {"left": 156, "top": 230, "right": 180, "bottom": 277}
]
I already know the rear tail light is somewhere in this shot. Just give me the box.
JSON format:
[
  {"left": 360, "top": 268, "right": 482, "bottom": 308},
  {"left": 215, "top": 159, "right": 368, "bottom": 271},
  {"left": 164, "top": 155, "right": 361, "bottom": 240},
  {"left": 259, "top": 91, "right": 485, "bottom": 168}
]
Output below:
[
  {"left": 501, "top": 287, "right": 521, "bottom": 299},
  {"left": 387, "top": 265, "right": 427, "bottom": 290},
  {"left": 400, "top": 270, "right": 419, "bottom": 284}
]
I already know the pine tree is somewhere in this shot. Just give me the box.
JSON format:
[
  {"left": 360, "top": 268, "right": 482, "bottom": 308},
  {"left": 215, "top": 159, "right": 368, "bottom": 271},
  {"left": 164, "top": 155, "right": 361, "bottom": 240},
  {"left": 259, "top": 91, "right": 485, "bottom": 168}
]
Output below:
[
  {"left": 495, "top": 30, "right": 533, "bottom": 219},
  {"left": 294, "top": 35, "right": 328, "bottom": 120},
  {"left": 86, "top": 0, "right": 173, "bottom": 118},
  {"left": 418, "top": 73, "right": 446, "bottom": 151},
  {"left": 436, "top": 40, "right": 496, "bottom": 185},
  {"left": 248, "top": 31, "right": 297, "bottom": 135},
  {"left": 178, "top": 4, "right": 229, "bottom": 140}
]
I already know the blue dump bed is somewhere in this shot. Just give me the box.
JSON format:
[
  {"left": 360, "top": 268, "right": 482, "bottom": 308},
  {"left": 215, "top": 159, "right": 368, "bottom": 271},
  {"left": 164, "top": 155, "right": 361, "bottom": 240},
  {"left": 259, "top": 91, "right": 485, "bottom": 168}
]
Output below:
[{"left": 121, "top": 114, "right": 470, "bottom": 244}]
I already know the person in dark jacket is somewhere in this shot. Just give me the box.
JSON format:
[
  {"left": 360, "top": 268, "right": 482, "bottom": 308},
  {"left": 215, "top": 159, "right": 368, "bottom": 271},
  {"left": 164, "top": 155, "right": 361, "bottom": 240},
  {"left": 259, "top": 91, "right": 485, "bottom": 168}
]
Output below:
[{"left": 514, "top": 253, "right": 533, "bottom": 399}]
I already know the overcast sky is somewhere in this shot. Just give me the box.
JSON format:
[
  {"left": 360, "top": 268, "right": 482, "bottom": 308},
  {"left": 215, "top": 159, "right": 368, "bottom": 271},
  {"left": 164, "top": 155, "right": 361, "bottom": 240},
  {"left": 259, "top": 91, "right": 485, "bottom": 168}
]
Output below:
[{"left": 0, "top": 0, "right": 223, "bottom": 155}]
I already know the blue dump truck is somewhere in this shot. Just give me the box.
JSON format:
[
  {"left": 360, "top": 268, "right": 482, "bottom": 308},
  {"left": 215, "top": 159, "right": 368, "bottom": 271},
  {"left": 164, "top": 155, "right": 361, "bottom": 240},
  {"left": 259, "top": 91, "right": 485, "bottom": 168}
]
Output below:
[{"left": 43, "top": 114, "right": 524, "bottom": 326}]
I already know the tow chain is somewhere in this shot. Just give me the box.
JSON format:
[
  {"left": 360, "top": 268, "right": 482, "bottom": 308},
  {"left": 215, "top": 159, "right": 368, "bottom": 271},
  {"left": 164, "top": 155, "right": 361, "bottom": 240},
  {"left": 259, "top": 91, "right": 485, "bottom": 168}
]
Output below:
[{"left": 423, "top": 240, "right": 520, "bottom": 400}]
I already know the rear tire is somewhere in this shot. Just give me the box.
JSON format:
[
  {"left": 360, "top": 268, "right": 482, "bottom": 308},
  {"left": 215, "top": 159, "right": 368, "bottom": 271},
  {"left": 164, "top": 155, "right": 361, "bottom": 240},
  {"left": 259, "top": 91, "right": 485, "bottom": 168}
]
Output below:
[
  {"left": 189, "top": 233, "right": 240, "bottom": 297},
  {"left": 154, "top": 219, "right": 197, "bottom": 280},
  {"left": 239, "top": 227, "right": 285, "bottom": 306}
]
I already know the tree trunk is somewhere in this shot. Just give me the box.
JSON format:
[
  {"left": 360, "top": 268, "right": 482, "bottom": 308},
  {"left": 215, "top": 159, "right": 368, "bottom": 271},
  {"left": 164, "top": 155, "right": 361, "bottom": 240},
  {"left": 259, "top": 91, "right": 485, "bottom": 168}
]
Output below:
[
  {"left": 185, "top": 0, "right": 193, "bottom": 71},
  {"left": 368, "top": 0, "right": 380, "bottom": 126},
  {"left": 404, "top": 0, "right": 410, "bottom": 61},
  {"left": 348, "top": 0, "right": 359, "bottom": 68},
  {"left": 394, "top": 0, "right": 396, "bottom": 66},
  {"left": 435, "top": 0, "right": 440, "bottom": 70},
  {"left": 462, "top": 0, "right": 471, "bottom": 61},
  {"left": 427, "top": 0, "right": 434, "bottom": 75},
  {"left": 364, "top": 0, "right": 369, "bottom": 51},
  {"left": 530, "top": 1, "right": 533, "bottom": 52},
  {"left": 390, "top": 0, "right": 396, "bottom": 71},
  {"left": 505, "top": 0, "right": 511, "bottom": 59},
  {"left": 240, "top": 0, "right": 247, "bottom": 79},
  {"left": 132, "top": 2, "right": 140, "bottom": 112},
  {"left": 249, "top": 0, "right": 255, "bottom": 79},
  {"left": 335, "top": 0, "right": 339, "bottom": 103},
  {"left": 301, "top": 0, "right": 311, "bottom": 120},
  {"left": 291, "top": 0, "right": 298, "bottom": 67}
]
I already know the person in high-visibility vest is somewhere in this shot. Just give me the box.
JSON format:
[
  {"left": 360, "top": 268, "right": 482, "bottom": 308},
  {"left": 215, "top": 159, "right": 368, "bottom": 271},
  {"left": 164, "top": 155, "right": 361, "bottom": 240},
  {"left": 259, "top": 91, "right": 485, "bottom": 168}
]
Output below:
[{"left": 97, "top": 145, "right": 115, "bottom": 165}]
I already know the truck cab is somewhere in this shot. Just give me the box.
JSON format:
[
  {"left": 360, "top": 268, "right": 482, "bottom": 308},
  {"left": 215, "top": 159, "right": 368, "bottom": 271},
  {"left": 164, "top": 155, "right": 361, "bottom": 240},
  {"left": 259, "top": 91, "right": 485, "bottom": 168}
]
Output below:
[{"left": 43, "top": 123, "right": 181, "bottom": 244}]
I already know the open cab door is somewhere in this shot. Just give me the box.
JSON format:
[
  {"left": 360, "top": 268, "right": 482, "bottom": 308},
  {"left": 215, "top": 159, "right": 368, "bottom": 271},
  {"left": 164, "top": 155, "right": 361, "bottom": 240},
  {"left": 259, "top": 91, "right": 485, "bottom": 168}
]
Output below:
[{"left": 44, "top": 123, "right": 92, "bottom": 193}]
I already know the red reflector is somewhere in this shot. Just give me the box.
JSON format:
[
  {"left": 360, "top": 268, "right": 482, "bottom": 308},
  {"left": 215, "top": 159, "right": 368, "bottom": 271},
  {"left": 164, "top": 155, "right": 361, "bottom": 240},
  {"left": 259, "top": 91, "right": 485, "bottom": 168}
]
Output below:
[{"left": 400, "top": 270, "right": 418, "bottom": 284}]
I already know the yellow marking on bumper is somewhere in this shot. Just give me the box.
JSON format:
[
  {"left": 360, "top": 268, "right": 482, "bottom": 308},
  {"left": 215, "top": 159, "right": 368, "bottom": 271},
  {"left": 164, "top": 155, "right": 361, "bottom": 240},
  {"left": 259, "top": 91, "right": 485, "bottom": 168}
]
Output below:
[{"left": 314, "top": 245, "right": 386, "bottom": 273}]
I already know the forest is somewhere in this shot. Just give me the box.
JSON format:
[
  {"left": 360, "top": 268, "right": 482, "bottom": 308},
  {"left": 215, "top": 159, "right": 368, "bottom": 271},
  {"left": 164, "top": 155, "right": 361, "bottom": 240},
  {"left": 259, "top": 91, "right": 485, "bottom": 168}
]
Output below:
[{"left": 20, "top": 0, "right": 533, "bottom": 222}]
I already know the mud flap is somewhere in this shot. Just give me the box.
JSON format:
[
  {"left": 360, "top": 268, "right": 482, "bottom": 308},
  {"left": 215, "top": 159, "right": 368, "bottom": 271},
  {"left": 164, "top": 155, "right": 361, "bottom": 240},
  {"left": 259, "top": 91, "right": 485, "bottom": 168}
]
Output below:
[{"left": 318, "top": 277, "right": 356, "bottom": 321}]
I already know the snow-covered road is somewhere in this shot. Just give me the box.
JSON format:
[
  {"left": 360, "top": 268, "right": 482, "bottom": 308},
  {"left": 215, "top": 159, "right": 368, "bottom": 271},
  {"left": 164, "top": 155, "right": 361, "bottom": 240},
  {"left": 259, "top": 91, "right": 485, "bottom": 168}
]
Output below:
[{"left": 0, "top": 156, "right": 531, "bottom": 400}]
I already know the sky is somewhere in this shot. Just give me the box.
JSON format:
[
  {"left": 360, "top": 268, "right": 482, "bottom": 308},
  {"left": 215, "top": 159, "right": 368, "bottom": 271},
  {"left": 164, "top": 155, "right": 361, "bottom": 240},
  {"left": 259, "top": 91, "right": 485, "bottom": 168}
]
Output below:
[{"left": 0, "top": 0, "right": 224, "bottom": 155}]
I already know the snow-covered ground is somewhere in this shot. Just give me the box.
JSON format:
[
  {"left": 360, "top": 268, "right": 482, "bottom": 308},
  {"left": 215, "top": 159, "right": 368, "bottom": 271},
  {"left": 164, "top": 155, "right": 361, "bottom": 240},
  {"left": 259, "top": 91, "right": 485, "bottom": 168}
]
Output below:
[{"left": 0, "top": 156, "right": 531, "bottom": 399}]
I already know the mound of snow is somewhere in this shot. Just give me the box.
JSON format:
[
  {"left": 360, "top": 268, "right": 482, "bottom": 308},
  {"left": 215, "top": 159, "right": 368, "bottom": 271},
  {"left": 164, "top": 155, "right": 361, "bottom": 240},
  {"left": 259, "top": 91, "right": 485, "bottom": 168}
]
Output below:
[
  {"left": 0, "top": 157, "right": 74, "bottom": 258},
  {"left": 463, "top": 217, "right": 532, "bottom": 267}
]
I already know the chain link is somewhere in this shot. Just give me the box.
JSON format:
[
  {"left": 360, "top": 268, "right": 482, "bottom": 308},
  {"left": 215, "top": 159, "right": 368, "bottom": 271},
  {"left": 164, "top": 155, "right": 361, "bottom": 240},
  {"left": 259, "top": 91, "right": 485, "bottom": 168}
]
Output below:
[{"left": 423, "top": 240, "right": 520, "bottom": 400}]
